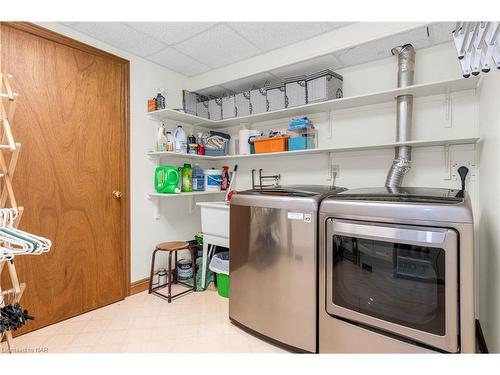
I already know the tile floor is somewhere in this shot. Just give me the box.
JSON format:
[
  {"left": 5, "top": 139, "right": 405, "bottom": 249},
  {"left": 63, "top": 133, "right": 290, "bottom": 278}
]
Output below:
[{"left": 2, "top": 288, "right": 288, "bottom": 354}]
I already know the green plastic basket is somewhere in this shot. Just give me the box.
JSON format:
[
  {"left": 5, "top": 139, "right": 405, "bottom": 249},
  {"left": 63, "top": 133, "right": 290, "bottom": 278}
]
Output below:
[{"left": 216, "top": 273, "right": 230, "bottom": 298}]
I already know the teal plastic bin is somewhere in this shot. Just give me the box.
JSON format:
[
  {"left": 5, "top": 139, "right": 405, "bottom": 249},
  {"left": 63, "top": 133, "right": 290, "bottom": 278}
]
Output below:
[{"left": 288, "top": 135, "right": 315, "bottom": 151}]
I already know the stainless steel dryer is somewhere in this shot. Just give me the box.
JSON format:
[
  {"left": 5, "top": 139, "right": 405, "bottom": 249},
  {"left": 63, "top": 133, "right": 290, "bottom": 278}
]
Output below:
[
  {"left": 319, "top": 187, "right": 475, "bottom": 353},
  {"left": 229, "top": 185, "right": 346, "bottom": 353}
]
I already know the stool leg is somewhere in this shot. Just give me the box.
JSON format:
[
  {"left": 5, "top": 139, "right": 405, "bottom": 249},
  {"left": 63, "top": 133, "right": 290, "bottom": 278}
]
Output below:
[
  {"left": 191, "top": 248, "right": 196, "bottom": 292},
  {"left": 174, "top": 251, "right": 178, "bottom": 284},
  {"left": 148, "top": 249, "right": 158, "bottom": 294},
  {"left": 168, "top": 251, "right": 172, "bottom": 303}
]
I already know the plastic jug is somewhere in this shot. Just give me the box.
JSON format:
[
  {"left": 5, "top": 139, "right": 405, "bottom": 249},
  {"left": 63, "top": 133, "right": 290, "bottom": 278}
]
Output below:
[
  {"left": 156, "top": 125, "right": 167, "bottom": 152},
  {"left": 154, "top": 166, "right": 180, "bottom": 194},
  {"left": 181, "top": 163, "right": 192, "bottom": 192},
  {"left": 192, "top": 164, "right": 205, "bottom": 192},
  {"left": 174, "top": 125, "right": 188, "bottom": 154},
  {"left": 204, "top": 168, "right": 222, "bottom": 191}
]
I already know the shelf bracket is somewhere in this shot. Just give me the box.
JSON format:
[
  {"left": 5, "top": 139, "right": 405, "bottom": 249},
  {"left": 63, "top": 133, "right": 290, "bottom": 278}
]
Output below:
[
  {"left": 147, "top": 194, "right": 161, "bottom": 220},
  {"left": 444, "top": 90, "right": 453, "bottom": 128},
  {"left": 328, "top": 110, "right": 334, "bottom": 140},
  {"left": 443, "top": 144, "right": 451, "bottom": 180}
]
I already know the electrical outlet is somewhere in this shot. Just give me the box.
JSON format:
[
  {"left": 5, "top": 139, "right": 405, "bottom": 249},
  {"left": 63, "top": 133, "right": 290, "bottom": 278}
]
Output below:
[{"left": 451, "top": 160, "right": 476, "bottom": 182}]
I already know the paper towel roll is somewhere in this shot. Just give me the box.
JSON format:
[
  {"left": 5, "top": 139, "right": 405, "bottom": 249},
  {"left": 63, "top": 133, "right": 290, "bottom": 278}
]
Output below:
[{"left": 238, "top": 129, "right": 251, "bottom": 155}]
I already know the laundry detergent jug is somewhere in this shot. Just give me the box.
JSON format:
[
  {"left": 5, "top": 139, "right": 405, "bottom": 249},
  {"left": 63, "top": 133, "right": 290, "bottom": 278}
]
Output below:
[{"left": 154, "top": 166, "right": 180, "bottom": 194}]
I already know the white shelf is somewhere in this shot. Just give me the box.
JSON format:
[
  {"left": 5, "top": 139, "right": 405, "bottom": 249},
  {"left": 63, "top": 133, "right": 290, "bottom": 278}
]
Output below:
[
  {"left": 147, "top": 151, "right": 219, "bottom": 160},
  {"left": 147, "top": 77, "right": 480, "bottom": 128},
  {"left": 148, "top": 191, "right": 225, "bottom": 198},
  {"left": 148, "top": 137, "right": 479, "bottom": 161}
]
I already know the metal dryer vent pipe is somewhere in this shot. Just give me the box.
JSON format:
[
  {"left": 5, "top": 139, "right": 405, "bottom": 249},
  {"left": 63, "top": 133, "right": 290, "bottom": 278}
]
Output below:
[{"left": 385, "top": 44, "right": 416, "bottom": 189}]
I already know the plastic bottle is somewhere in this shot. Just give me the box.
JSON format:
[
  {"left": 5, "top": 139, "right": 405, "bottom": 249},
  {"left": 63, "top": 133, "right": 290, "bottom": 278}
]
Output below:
[
  {"left": 221, "top": 166, "right": 230, "bottom": 191},
  {"left": 165, "top": 131, "right": 174, "bottom": 152},
  {"left": 156, "top": 89, "right": 165, "bottom": 110},
  {"left": 181, "top": 163, "right": 193, "bottom": 192},
  {"left": 174, "top": 126, "right": 188, "bottom": 154},
  {"left": 156, "top": 125, "right": 167, "bottom": 152},
  {"left": 192, "top": 164, "right": 205, "bottom": 192}
]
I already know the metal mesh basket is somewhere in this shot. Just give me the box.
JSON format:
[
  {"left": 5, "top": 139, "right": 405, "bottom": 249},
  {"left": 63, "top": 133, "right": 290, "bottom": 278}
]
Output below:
[
  {"left": 306, "top": 69, "right": 343, "bottom": 103},
  {"left": 285, "top": 75, "right": 307, "bottom": 108}
]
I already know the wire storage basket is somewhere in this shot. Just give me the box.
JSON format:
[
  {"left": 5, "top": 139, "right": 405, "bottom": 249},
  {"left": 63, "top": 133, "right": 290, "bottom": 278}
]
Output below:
[
  {"left": 196, "top": 99, "right": 209, "bottom": 119},
  {"left": 285, "top": 75, "right": 307, "bottom": 108},
  {"left": 266, "top": 82, "right": 286, "bottom": 112},
  {"left": 222, "top": 95, "right": 236, "bottom": 119},
  {"left": 250, "top": 87, "right": 267, "bottom": 114},
  {"left": 235, "top": 91, "right": 251, "bottom": 117},
  {"left": 306, "top": 69, "right": 343, "bottom": 103},
  {"left": 208, "top": 97, "right": 223, "bottom": 120}
]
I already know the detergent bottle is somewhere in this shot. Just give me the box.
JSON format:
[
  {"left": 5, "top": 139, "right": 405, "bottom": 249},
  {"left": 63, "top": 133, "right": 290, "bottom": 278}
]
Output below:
[
  {"left": 154, "top": 166, "right": 180, "bottom": 194},
  {"left": 192, "top": 164, "right": 205, "bottom": 191},
  {"left": 181, "top": 163, "right": 193, "bottom": 192}
]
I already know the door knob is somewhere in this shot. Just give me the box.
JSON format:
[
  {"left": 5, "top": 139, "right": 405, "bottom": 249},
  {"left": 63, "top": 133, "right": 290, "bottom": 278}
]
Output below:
[{"left": 112, "top": 190, "right": 122, "bottom": 200}]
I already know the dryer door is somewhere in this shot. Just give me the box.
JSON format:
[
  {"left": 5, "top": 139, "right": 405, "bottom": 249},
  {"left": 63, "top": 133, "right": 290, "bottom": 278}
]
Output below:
[{"left": 325, "top": 218, "right": 459, "bottom": 353}]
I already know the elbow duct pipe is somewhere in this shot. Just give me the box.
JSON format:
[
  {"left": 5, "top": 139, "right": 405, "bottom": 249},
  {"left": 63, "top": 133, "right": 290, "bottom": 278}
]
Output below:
[{"left": 385, "top": 44, "right": 416, "bottom": 189}]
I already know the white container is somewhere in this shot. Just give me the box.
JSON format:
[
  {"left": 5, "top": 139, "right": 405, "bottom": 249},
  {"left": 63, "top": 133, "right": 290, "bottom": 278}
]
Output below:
[
  {"left": 306, "top": 69, "right": 343, "bottom": 103},
  {"left": 174, "top": 126, "right": 188, "bottom": 153},
  {"left": 266, "top": 83, "right": 286, "bottom": 112},
  {"left": 250, "top": 88, "right": 267, "bottom": 114},
  {"left": 285, "top": 75, "right": 307, "bottom": 107},
  {"left": 208, "top": 98, "right": 223, "bottom": 120},
  {"left": 235, "top": 91, "right": 251, "bottom": 117},
  {"left": 222, "top": 95, "right": 236, "bottom": 119},
  {"left": 204, "top": 169, "right": 222, "bottom": 191}
]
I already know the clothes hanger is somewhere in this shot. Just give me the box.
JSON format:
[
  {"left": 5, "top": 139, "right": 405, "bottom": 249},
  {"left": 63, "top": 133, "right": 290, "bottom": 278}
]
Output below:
[{"left": 0, "top": 207, "right": 52, "bottom": 255}]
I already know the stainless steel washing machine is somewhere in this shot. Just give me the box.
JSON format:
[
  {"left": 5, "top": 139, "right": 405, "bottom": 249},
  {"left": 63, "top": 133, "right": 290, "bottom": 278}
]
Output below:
[
  {"left": 319, "top": 187, "right": 475, "bottom": 353},
  {"left": 229, "top": 185, "right": 345, "bottom": 353}
]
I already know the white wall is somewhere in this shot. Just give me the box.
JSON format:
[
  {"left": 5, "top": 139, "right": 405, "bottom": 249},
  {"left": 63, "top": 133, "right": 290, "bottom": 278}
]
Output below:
[
  {"left": 36, "top": 23, "right": 207, "bottom": 283},
  {"left": 478, "top": 70, "right": 500, "bottom": 353}
]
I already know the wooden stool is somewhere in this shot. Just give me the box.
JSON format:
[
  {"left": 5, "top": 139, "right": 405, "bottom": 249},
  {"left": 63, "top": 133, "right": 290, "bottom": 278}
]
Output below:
[{"left": 148, "top": 241, "right": 196, "bottom": 303}]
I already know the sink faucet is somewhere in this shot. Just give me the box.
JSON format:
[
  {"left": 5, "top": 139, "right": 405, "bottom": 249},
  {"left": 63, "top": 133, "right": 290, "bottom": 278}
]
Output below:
[{"left": 252, "top": 169, "right": 281, "bottom": 189}]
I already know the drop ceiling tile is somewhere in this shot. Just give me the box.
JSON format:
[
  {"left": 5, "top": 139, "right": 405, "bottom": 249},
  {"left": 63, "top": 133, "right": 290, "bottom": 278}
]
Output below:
[
  {"left": 270, "top": 54, "right": 342, "bottom": 80},
  {"left": 174, "top": 24, "right": 261, "bottom": 68},
  {"left": 70, "top": 22, "right": 166, "bottom": 57},
  {"left": 228, "top": 22, "right": 334, "bottom": 51},
  {"left": 147, "top": 47, "right": 211, "bottom": 76},
  {"left": 126, "top": 22, "right": 217, "bottom": 45},
  {"left": 334, "top": 27, "right": 430, "bottom": 68}
]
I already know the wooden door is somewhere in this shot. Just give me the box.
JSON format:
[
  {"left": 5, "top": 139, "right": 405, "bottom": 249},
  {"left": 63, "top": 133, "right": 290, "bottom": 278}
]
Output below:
[{"left": 0, "top": 23, "right": 130, "bottom": 333}]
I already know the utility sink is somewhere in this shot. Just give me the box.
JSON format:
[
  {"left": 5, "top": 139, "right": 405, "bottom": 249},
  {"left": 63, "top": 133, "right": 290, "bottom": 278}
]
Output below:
[{"left": 197, "top": 201, "right": 229, "bottom": 243}]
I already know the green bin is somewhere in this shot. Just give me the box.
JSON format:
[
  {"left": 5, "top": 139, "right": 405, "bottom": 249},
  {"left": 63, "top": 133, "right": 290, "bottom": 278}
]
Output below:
[{"left": 216, "top": 273, "right": 230, "bottom": 298}]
